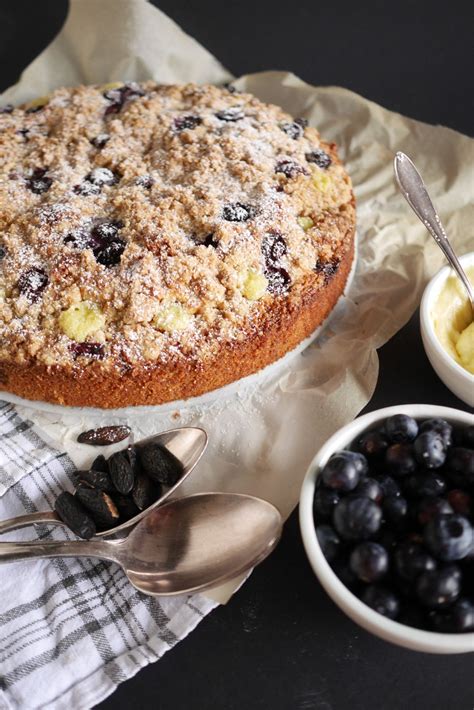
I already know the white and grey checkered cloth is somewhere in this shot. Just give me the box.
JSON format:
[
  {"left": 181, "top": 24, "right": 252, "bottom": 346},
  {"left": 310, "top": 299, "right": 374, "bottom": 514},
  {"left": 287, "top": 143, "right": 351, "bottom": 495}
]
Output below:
[{"left": 0, "top": 402, "right": 217, "bottom": 709}]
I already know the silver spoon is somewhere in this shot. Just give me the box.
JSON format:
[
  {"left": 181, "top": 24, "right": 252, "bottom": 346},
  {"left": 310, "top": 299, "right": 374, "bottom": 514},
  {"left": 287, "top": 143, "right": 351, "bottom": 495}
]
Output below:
[
  {"left": 0, "top": 493, "right": 282, "bottom": 596},
  {"left": 0, "top": 426, "right": 207, "bottom": 539},
  {"left": 394, "top": 151, "right": 474, "bottom": 317}
]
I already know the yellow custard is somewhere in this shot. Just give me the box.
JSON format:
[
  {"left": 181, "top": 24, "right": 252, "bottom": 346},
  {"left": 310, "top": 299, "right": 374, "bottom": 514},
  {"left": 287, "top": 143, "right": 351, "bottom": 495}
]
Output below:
[{"left": 431, "top": 265, "right": 474, "bottom": 375}]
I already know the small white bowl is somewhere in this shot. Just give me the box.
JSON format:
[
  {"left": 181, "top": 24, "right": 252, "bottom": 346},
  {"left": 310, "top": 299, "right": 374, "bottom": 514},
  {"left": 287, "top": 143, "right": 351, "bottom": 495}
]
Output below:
[
  {"left": 420, "top": 252, "right": 474, "bottom": 407},
  {"left": 299, "top": 404, "right": 474, "bottom": 654}
]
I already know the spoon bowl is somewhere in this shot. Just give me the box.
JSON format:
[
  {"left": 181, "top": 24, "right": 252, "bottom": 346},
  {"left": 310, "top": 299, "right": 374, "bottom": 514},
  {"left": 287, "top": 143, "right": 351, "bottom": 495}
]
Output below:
[
  {"left": 0, "top": 493, "right": 283, "bottom": 596},
  {"left": 0, "top": 426, "right": 208, "bottom": 538},
  {"left": 124, "top": 493, "right": 282, "bottom": 595}
]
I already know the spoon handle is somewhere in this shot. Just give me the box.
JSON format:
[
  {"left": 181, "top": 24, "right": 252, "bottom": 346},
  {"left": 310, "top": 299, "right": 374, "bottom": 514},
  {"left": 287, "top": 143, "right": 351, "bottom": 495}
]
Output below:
[
  {"left": 0, "top": 538, "right": 115, "bottom": 564},
  {"left": 394, "top": 152, "right": 474, "bottom": 308},
  {"left": 0, "top": 511, "right": 67, "bottom": 535}
]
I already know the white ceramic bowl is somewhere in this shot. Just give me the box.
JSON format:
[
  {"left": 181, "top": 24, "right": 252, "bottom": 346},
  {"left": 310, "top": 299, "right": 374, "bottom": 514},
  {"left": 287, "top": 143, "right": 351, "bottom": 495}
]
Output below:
[
  {"left": 299, "top": 404, "right": 474, "bottom": 654},
  {"left": 420, "top": 252, "right": 474, "bottom": 407}
]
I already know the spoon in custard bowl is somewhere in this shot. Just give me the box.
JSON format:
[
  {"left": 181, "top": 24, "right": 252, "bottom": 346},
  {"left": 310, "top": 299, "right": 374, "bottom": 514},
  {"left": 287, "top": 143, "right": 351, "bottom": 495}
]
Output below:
[
  {"left": 0, "top": 493, "right": 283, "bottom": 596},
  {"left": 0, "top": 426, "right": 207, "bottom": 539},
  {"left": 394, "top": 151, "right": 474, "bottom": 318}
]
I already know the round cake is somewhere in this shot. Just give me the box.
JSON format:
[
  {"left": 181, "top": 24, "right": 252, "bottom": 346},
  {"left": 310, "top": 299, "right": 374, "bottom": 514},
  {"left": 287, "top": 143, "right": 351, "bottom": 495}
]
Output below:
[{"left": 0, "top": 82, "right": 355, "bottom": 408}]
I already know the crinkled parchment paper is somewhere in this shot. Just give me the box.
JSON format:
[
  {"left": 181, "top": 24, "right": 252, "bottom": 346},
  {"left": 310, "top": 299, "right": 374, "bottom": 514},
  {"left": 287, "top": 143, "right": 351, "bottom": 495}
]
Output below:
[{"left": 2, "top": 0, "right": 473, "bottom": 602}]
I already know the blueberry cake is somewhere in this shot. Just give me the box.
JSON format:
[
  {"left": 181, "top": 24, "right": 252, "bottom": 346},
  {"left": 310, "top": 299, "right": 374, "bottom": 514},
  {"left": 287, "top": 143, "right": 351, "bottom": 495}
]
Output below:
[{"left": 0, "top": 82, "right": 355, "bottom": 408}]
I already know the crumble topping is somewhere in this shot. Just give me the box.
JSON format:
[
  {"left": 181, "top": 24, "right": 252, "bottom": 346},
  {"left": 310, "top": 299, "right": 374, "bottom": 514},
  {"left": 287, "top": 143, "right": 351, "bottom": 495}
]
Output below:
[{"left": 0, "top": 82, "right": 354, "bottom": 370}]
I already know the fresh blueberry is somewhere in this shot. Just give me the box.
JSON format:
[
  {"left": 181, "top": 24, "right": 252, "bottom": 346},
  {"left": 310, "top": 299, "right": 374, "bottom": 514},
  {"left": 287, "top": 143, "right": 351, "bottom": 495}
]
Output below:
[
  {"left": 383, "top": 496, "right": 408, "bottom": 526},
  {"left": 447, "top": 490, "right": 472, "bottom": 517},
  {"left": 17, "top": 267, "right": 48, "bottom": 302},
  {"left": 331, "top": 555, "right": 359, "bottom": 590},
  {"left": 403, "top": 473, "right": 446, "bottom": 498},
  {"left": 394, "top": 542, "right": 437, "bottom": 582},
  {"left": 424, "top": 514, "right": 473, "bottom": 561},
  {"left": 342, "top": 451, "right": 369, "bottom": 477},
  {"left": 385, "top": 443, "right": 417, "bottom": 477},
  {"left": 275, "top": 160, "right": 308, "bottom": 178},
  {"left": 417, "top": 497, "right": 453, "bottom": 525},
  {"left": 350, "top": 542, "right": 389, "bottom": 583},
  {"left": 333, "top": 496, "right": 382, "bottom": 540},
  {"left": 316, "top": 524, "right": 341, "bottom": 562},
  {"left": 398, "top": 604, "right": 426, "bottom": 629},
  {"left": 222, "top": 203, "right": 254, "bottom": 222},
  {"left": 384, "top": 414, "right": 419, "bottom": 443},
  {"left": 446, "top": 447, "right": 474, "bottom": 486},
  {"left": 360, "top": 586, "right": 399, "bottom": 619},
  {"left": 416, "top": 565, "right": 461, "bottom": 608},
  {"left": 414, "top": 431, "right": 446, "bottom": 469},
  {"left": 460, "top": 425, "right": 474, "bottom": 449},
  {"left": 353, "top": 477, "right": 383, "bottom": 504},
  {"left": 429, "top": 598, "right": 474, "bottom": 632},
  {"left": 376, "top": 527, "right": 398, "bottom": 552},
  {"left": 173, "top": 115, "right": 202, "bottom": 132},
  {"left": 321, "top": 453, "right": 360, "bottom": 492},
  {"left": 305, "top": 149, "right": 332, "bottom": 169},
  {"left": 0, "top": 104, "right": 13, "bottom": 114},
  {"left": 419, "top": 418, "right": 453, "bottom": 447},
  {"left": 357, "top": 430, "right": 389, "bottom": 459},
  {"left": 376, "top": 474, "right": 401, "bottom": 499},
  {"left": 0, "top": 245, "right": 6, "bottom": 260},
  {"left": 215, "top": 107, "right": 245, "bottom": 122},
  {"left": 313, "top": 487, "right": 340, "bottom": 521}
]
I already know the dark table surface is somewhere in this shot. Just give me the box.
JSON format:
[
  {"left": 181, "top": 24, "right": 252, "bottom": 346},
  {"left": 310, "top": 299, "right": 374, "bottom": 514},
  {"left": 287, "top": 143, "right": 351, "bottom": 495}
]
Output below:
[{"left": 1, "top": 2, "right": 472, "bottom": 708}]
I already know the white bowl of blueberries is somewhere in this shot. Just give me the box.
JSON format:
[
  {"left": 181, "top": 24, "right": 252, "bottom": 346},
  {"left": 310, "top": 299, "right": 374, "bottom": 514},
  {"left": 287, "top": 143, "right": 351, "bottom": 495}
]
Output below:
[{"left": 299, "top": 404, "right": 474, "bottom": 653}]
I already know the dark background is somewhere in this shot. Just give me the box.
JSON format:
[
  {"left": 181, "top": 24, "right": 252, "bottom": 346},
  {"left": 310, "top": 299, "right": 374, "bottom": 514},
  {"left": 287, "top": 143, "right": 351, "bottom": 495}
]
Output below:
[{"left": 1, "top": 2, "right": 472, "bottom": 709}]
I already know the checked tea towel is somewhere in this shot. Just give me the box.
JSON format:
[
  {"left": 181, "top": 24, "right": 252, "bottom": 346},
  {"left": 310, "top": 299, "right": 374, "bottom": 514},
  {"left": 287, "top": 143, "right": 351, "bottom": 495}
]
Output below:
[{"left": 0, "top": 402, "right": 217, "bottom": 709}]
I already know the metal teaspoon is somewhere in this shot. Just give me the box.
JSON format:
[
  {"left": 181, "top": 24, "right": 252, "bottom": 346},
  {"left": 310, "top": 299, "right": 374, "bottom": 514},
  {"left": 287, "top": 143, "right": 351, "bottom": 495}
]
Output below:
[
  {"left": 394, "top": 151, "right": 474, "bottom": 317},
  {"left": 0, "top": 493, "right": 283, "bottom": 596}
]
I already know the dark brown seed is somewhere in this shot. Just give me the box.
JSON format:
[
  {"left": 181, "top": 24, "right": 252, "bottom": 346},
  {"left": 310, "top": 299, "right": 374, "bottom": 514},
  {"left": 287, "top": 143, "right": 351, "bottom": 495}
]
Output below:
[
  {"left": 138, "top": 443, "right": 184, "bottom": 486},
  {"left": 75, "top": 484, "right": 119, "bottom": 528},
  {"left": 113, "top": 494, "right": 140, "bottom": 522},
  {"left": 91, "top": 454, "right": 108, "bottom": 474},
  {"left": 75, "top": 468, "right": 114, "bottom": 493},
  {"left": 132, "top": 472, "right": 162, "bottom": 511},
  {"left": 54, "top": 491, "right": 96, "bottom": 539},
  {"left": 77, "top": 425, "right": 131, "bottom": 446},
  {"left": 108, "top": 450, "right": 135, "bottom": 494}
]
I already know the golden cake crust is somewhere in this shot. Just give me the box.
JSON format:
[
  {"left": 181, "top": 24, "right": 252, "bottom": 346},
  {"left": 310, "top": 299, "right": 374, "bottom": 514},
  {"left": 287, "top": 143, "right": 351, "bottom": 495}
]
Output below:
[{"left": 0, "top": 82, "right": 355, "bottom": 408}]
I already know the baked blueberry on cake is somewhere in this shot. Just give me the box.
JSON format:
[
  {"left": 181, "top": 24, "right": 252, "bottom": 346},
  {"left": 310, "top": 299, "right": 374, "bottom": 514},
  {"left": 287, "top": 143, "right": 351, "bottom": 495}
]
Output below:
[{"left": 0, "top": 82, "right": 355, "bottom": 407}]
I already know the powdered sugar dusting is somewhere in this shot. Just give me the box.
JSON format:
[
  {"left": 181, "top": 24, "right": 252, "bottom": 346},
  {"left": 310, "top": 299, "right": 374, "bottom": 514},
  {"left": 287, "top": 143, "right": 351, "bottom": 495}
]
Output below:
[{"left": 0, "top": 81, "right": 354, "bottom": 375}]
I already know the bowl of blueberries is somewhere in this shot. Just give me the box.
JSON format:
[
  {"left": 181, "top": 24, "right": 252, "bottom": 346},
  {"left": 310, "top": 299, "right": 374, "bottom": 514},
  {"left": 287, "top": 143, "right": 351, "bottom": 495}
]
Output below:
[{"left": 299, "top": 404, "right": 474, "bottom": 653}]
